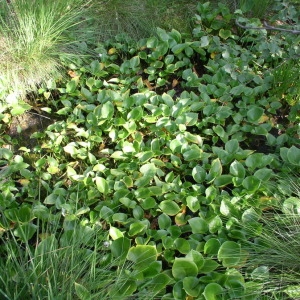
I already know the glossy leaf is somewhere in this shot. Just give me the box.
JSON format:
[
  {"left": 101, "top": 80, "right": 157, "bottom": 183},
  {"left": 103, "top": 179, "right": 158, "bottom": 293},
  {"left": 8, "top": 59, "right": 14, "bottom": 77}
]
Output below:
[
  {"left": 203, "top": 283, "right": 223, "bottom": 300},
  {"left": 218, "top": 241, "right": 241, "bottom": 267},
  {"left": 172, "top": 258, "right": 198, "bottom": 280},
  {"left": 183, "top": 277, "right": 202, "bottom": 297},
  {"left": 111, "top": 237, "right": 130, "bottom": 261},
  {"left": 186, "top": 196, "right": 200, "bottom": 213},
  {"left": 159, "top": 200, "right": 181, "bottom": 216},
  {"left": 127, "top": 245, "right": 157, "bottom": 271},
  {"left": 95, "top": 177, "right": 109, "bottom": 194},
  {"left": 188, "top": 217, "right": 209, "bottom": 234}
]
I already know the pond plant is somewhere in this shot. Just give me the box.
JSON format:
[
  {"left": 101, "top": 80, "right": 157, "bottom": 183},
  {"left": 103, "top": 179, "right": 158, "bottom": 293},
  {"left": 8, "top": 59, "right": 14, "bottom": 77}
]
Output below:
[{"left": 0, "top": 0, "right": 299, "bottom": 299}]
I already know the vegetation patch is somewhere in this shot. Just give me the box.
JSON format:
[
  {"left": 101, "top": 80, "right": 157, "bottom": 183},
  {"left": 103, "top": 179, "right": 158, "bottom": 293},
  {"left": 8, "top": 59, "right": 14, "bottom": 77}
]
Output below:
[{"left": 0, "top": 1, "right": 299, "bottom": 299}]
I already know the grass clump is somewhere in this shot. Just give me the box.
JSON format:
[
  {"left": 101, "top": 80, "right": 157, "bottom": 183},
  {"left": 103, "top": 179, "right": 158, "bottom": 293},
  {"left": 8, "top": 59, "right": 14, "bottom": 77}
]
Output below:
[
  {"left": 0, "top": 0, "right": 92, "bottom": 99},
  {"left": 90, "top": 0, "right": 199, "bottom": 42},
  {"left": 242, "top": 177, "right": 300, "bottom": 299},
  {"left": 0, "top": 218, "right": 132, "bottom": 300}
]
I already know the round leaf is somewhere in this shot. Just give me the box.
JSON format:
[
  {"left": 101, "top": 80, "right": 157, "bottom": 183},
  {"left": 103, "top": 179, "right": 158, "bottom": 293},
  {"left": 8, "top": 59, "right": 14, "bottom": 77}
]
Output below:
[
  {"left": 204, "top": 238, "right": 221, "bottom": 255},
  {"left": 95, "top": 177, "right": 109, "bottom": 194},
  {"left": 203, "top": 283, "right": 223, "bottom": 300},
  {"left": 159, "top": 200, "right": 181, "bottom": 216},
  {"left": 218, "top": 241, "right": 241, "bottom": 267},
  {"left": 188, "top": 217, "right": 208, "bottom": 234},
  {"left": 127, "top": 245, "right": 157, "bottom": 271},
  {"left": 172, "top": 258, "right": 198, "bottom": 280},
  {"left": 247, "top": 107, "right": 264, "bottom": 123},
  {"left": 186, "top": 196, "right": 200, "bottom": 213},
  {"left": 183, "top": 277, "right": 202, "bottom": 297}
]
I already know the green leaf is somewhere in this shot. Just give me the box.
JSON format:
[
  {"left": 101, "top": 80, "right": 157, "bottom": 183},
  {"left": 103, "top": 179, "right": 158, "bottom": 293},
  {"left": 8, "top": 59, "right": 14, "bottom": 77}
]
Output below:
[
  {"left": 183, "top": 277, "right": 202, "bottom": 297},
  {"left": 162, "top": 93, "right": 174, "bottom": 107},
  {"left": 129, "top": 221, "right": 147, "bottom": 236},
  {"left": 219, "top": 29, "right": 231, "bottom": 39},
  {"left": 64, "top": 143, "right": 78, "bottom": 157},
  {"left": 283, "top": 197, "right": 300, "bottom": 215},
  {"left": 149, "top": 273, "right": 171, "bottom": 295},
  {"left": 141, "top": 197, "right": 157, "bottom": 209},
  {"left": 172, "top": 258, "right": 198, "bottom": 280},
  {"left": 251, "top": 266, "right": 269, "bottom": 281},
  {"left": 113, "top": 279, "right": 137, "bottom": 297},
  {"left": 90, "top": 60, "right": 101, "bottom": 75},
  {"left": 99, "top": 206, "right": 114, "bottom": 221},
  {"left": 109, "top": 226, "right": 124, "bottom": 240},
  {"left": 173, "top": 281, "right": 186, "bottom": 299},
  {"left": 127, "top": 245, "right": 157, "bottom": 271},
  {"left": 130, "top": 56, "right": 140, "bottom": 69},
  {"left": 14, "top": 223, "right": 37, "bottom": 242},
  {"left": 101, "top": 101, "right": 114, "bottom": 119},
  {"left": 0, "top": 148, "right": 13, "bottom": 160},
  {"left": 75, "top": 283, "right": 91, "bottom": 300},
  {"left": 11, "top": 103, "right": 32, "bottom": 116},
  {"left": 81, "top": 87, "right": 93, "bottom": 101},
  {"left": 140, "top": 163, "right": 157, "bottom": 177},
  {"left": 230, "top": 85, "right": 245, "bottom": 96},
  {"left": 203, "top": 283, "right": 223, "bottom": 300},
  {"left": 247, "top": 107, "right": 264, "bottom": 123},
  {"left": 214, "top": 175, "right": 233, "bottom": 187},
  {"left": 230, "top": 160, "right": 245, "bottom": 178},
  {"left": 95, "top": 177, "right": 109, "bottom": 194},
  {"left": 204, "top": 238, "right": 221, "bottom": 255},
  {"left": 225, "top": 139, "right": 239, "bottom": 154},
  {"left": 18, "top": 206, "right": 32, "bottom": 223},
  {"left": 284, "top": 285, "right": 300, "bottom": 298},
  {"left": 199, "top": 259, "right": 220, "bottom": 273},
  {"left": 186, "top": 196, "right": 200, "bottom": 213},
  {"left": 172, "top": 43, "right": 188, "bottom": 54},
  {"left": 254, "top": 168, "right": 273, "bottom": 181},
  {"left": 192, "top": 165, "right": 206, "bottom": 183},
  {"left": 4, "top": 208, "right": 19, "bottom": 222},
  {"left": 33, "top": 205, "right": 49, "bottom": 220},
  {"left": 111, "top": 237, "right": 130, "bottom": 261},
  {"left": 208, "top": 216, "right": 222, "bottom": 233},
  {"left": 218, "top": 241, "right": 241, "bottom": 267},
  {"left": 183, "top": 146, "right": 202, "bottom": 161},
  {"left": 200, "top": 36, "right": 210, "bottom": 47},
  {"left": 143, "top": 261, "right": 161, "bottom": 277},
  {"left": 186, "top": 250, "right": 205, "bottom": 271},
  {"left": 174, "top": 238, "right": 191, "bottom": 254},
  {"left": 159, "top": 200, "right": 181, "bottom": 216},
  {"left": 184, "top": 132, "right": 203, "bottom": 145},
  {"left": 209, "top": 158, "right": 222, "bottom": 178},
  {"left": 242, "top": 176, "right": 260, "bottom": 192},
  {"left": 188, "top": 217, "right": 208, "bottom": 234},
  {"left": 127, "top": 107, "right": 143, "bottom": 121},
  {"left": 134, "top": 175, "right": 151, "bottom": 188},
  {"left": 66, "top": 80, "right": 77, "bottom": 93},
  {"left": 158, "top": 213, "right": 172, "bottom": 229},
  {"left": 287, "top": 146, "right": 300, "bottom": 166},
  {"left": 136, "top": 151, "right": 155, "bottom": 162}
]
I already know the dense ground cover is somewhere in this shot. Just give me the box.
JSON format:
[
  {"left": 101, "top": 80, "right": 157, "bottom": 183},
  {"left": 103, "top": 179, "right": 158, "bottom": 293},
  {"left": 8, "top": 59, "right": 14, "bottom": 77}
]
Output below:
[{"left": 0, "top": 0, "right": 300, "bottom": 299}]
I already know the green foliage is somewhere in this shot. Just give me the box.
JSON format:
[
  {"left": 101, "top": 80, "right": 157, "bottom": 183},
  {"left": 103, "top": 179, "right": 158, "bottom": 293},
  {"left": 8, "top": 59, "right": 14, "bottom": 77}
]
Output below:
[{"left": 0, "top": 1, "right": 299, "bottom": 299}]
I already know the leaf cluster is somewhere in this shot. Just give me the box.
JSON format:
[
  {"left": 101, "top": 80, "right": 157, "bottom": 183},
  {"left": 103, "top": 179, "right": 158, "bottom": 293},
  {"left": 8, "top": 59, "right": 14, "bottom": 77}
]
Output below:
[{"left": 0, "top": 1, "right": 299, "bottom": 299}]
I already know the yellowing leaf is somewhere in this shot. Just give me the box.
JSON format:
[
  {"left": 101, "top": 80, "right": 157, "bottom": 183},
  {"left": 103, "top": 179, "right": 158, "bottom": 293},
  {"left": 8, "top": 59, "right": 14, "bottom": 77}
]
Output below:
[
  {"left": 210, "top": 52, "right": 217, "bottom": 59},
  {"left": 258, "top": 114, "right": 269, "bottom": 123},
  {"left": 108, "top": 48, "right": 117, "bottom": 55},
  {"left": 18, "top": 179, "right": 30, "bottom": 186}
]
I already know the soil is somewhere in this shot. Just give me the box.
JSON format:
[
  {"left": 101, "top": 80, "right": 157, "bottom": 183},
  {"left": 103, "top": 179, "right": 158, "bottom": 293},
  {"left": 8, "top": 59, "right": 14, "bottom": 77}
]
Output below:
[{"left": 6, "top": 110, "right": 54, "bottom": 150}]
